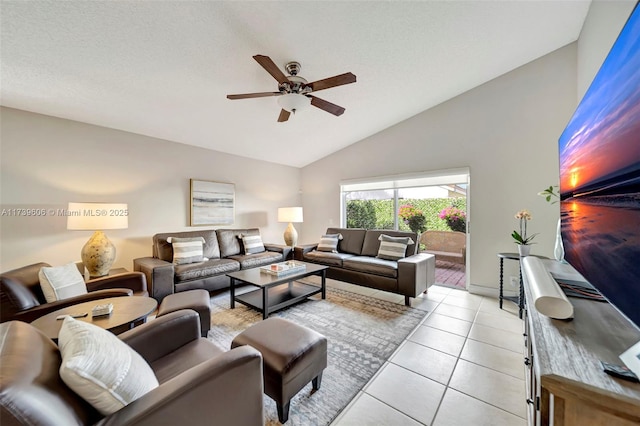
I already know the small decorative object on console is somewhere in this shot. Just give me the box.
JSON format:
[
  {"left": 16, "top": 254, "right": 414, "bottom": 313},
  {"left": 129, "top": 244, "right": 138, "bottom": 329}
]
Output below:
[
  {"left": 600, "top": 360, "right": 639, "bottom": 383},
  {"left": 538, "top": 185, "right": 566, "bottom": 262},
  {"left": 260, "top": 261, "right": 306, "bottom": 277},
  {"left": 91, "top": 303, "right": 114, "bottom": 317},
  {"left": 620, "top": 340, "right": 640, "bottom": 380}
]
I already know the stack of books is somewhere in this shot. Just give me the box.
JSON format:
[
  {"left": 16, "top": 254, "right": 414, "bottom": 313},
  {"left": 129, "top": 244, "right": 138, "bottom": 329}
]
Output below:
[{"left": 91, "top": 303, "right": 114, "bottom": 317}]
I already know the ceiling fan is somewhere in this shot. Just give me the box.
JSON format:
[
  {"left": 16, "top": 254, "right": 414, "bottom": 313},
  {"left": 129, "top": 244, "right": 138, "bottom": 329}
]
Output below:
[{"left": 227, "top": 55, "right": 356, "bottom": 122}]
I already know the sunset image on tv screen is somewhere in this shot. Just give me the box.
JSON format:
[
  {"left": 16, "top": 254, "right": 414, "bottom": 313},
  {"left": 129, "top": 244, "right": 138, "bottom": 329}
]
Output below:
[{"left": 558, "top": 5, "right": 640, "bottom": 327}]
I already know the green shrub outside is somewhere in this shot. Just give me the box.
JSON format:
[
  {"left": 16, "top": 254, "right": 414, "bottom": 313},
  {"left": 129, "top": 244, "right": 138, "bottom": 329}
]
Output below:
[
  {"left": 346, "top": 200, "right": 377, "bottom": 229},
  {"left": 346, "top": 198, "right": 466, "bottom": 231}
]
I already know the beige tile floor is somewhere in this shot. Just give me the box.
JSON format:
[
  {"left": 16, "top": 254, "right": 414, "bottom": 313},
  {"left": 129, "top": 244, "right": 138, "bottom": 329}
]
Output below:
[{"left": 330, "top": 283, "right": 527, "bottom": 426}]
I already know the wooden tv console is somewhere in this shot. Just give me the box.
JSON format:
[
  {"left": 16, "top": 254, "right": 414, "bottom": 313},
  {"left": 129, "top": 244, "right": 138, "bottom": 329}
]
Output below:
[{"left": 522, "top": 259, "right": 640, "bottom": 425}]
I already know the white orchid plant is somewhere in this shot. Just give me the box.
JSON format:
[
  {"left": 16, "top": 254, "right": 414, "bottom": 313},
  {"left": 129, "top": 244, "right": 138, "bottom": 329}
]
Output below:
[{"left": 512, "top": 209, "right": 537, "bottom": 245}]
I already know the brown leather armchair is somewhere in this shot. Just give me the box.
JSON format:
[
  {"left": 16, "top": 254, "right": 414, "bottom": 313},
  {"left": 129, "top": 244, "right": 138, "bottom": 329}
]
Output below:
[
  {"left": 0, "top": 310, "right": 265, "bottom": 426},
  {"left": 0, "top": 262, "right": 148, "bottom": 323}
]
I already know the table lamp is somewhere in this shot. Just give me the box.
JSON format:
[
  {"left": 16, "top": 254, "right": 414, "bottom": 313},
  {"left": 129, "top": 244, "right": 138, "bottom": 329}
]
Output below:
[
  {"left": 278, "top": 207, "right": 303, "bottom": 248},
  {"left": 67, "top": 202, "right": 128, "bottom": 278}
]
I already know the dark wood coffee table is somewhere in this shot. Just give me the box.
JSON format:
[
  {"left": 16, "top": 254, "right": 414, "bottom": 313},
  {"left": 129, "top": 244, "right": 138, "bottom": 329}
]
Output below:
[
  {"left": 227, "top": 262, "right": 328, "bottom": 319},
  {"left": 30, "top": 296, "right": 157, "bottom": 341}
]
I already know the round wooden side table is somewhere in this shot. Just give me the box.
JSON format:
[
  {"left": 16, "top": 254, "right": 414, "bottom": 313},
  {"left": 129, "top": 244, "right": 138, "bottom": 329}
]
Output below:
[{"left": 31, "top": 296, "right": 157, "bottom": 341}]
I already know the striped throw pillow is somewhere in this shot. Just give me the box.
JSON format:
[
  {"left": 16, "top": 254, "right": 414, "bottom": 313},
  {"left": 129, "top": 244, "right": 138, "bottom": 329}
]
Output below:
[
  {"left": 376, "top": 234, "right": 415, "bottom": 261},
  {"left": 242, "top": 234, "right": 265, "bottom": 254},
  {"left": 167, "top": 237, "right": 206, "bottom": 265},
  {"left": 317, "top": 233, "right": 343, "bottom": 253}
]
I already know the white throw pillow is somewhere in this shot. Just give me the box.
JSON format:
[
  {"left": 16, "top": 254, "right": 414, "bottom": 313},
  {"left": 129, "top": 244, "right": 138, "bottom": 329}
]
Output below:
[
  {"left": 58, "top": 316, "right": 159, "bottom": 416},
  {"left": 39, "top": 262, "right": 88, "bottom": 303}
]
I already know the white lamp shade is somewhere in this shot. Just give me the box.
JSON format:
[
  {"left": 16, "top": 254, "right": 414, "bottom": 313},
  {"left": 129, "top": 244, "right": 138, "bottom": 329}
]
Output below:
[
  {"left": 278, "top": 94, "right": 311, "bottom": 112},
  {"left": 278, "top": 207, "right": 303, "bottom": 223},
  {"left": 67, "top": 203, "right": 128, "bottom": 230}
]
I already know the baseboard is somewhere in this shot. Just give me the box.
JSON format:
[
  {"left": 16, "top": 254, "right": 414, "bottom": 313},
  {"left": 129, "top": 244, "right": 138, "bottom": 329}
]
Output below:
[{"left": 467, "top": 283, "right": 517, "bottom": 299}]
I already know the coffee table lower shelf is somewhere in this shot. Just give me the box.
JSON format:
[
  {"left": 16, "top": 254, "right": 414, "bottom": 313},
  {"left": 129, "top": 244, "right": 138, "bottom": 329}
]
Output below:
[{"left": 235, "top": 281, "right": 322, "bottom": 319}]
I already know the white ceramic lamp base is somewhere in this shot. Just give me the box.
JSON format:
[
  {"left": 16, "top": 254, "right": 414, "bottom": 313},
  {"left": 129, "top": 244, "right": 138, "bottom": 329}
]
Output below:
[
  {"left": 283, "top": 222, "right": 299, "bottom": 248},
  {"left": 81, "top": 230, "right": 116, "bottom": 278}
]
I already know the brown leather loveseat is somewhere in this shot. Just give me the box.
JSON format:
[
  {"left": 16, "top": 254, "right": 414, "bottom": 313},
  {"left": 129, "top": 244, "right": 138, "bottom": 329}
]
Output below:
[
  {"left": 295, "top": 227, "right": 435, "bottom": 306},
  {"left": 0, "top": 310, "right": 265, "bottom": 426}
]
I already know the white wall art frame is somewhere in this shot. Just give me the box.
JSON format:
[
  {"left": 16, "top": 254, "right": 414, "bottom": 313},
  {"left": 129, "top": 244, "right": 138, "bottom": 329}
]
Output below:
[{"left": 190, "top": 179, "right": 235, "bottom": 226}]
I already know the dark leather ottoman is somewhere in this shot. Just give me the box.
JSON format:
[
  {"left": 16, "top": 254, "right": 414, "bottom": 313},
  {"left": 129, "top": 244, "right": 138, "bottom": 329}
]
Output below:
[
  {"left": 157, "top": 289, "right": 211, "bottom": 337},
  {"left": 231, "top": 317, "right": 327, "bottom": 423}
]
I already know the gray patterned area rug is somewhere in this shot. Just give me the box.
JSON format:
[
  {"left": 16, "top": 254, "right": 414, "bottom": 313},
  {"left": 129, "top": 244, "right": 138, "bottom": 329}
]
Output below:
[{"left": 207, "top": 279, "right": 429, "bottom": 425}]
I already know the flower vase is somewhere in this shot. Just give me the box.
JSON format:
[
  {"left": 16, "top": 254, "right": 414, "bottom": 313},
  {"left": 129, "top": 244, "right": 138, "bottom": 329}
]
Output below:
[
  {"left": 518, "top": 244, "right": 531, "bottom": 257},
  {"left": 554, "top": 218, "right": 565, "bottom": 262}
]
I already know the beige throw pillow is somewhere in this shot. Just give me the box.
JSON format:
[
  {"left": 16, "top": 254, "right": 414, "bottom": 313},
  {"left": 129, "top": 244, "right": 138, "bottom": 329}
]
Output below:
[{"left": 39, "top": 262, "right": 88, "bottom": 303}]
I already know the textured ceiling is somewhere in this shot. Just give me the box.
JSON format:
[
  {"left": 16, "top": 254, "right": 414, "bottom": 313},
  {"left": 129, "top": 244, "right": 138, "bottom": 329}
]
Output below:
[{"left": 1, "top": 1, "right": 591, "bottom": 167}]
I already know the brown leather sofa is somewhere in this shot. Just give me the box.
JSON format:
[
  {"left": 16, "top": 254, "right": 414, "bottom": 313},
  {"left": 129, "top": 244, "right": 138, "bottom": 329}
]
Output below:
[
  {"left": 134, "top": 229, "right": 290, "bottom": 302},
  {"left": 295, "top": 228, "right": 436, "bottom": 306},
  {"left": 0, "top": 262, "right": 148, "bottom": 323},
  {"left": 0, "top": 310, "right": 265, "bottom": 426}
]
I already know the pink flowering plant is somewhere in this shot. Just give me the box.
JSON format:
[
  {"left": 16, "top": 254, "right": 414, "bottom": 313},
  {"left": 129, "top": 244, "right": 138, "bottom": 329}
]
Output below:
[
  {"left": 439, "top": 207, "right": 466, "bottom": 233},
  {"left": 399, "top": 204, "right": 422, "bottom": 221},
  {"left": 398, "top": 204, "right": 427, "bottom": 233},
  {"left": 512, "top": 209, "right": 537, "bottom": 245}
]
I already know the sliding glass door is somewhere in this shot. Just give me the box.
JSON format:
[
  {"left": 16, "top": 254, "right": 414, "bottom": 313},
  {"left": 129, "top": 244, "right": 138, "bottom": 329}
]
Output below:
[{"left": 340, "top": 168, "right": 470, "bottom": 290}]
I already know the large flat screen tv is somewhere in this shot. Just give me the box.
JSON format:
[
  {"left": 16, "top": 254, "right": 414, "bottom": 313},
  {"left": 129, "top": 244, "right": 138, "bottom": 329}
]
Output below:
[{"left": 558, "top": 2, "right": 640, "bottom": 329}]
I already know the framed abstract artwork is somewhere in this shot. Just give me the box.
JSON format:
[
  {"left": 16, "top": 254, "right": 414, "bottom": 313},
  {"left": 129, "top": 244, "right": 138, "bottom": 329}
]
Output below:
[{"left": 190, "top": 179, "right": 234, "bottom": 226}]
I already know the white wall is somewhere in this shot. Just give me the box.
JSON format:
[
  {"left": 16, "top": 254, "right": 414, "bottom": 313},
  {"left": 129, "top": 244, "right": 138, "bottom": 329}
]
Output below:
[
  {"left": 0, "top": 107, "right": 301, "bottom": 271},
  {"left": 577, "top": 0, "right": 637, "bottom": 99},
  {"left": 301, "top": 45, "right": 577, "bottom": 293}
]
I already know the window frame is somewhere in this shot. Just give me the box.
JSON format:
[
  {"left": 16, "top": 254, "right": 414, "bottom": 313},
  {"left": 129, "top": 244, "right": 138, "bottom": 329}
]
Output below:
[{"left": 340, "top": 168, "right": 470, "bottom": 230}]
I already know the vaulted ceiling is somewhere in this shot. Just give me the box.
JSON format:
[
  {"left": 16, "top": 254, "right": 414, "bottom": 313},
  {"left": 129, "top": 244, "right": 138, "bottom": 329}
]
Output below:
[{"left": 1, "top": 1, "right": 591, "bottom": 167}]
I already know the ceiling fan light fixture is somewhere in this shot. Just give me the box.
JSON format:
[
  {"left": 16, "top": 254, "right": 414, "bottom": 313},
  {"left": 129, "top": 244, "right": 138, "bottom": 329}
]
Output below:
[
  {"left": 227, "top": 55, "right": 355, "bottom": 121},
  {"left": 278, "top": 93, "right": 311, "bottom": 113}
]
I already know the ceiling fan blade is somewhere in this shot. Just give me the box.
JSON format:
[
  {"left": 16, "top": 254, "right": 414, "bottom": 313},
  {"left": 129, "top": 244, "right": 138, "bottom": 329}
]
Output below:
[
  {"left": 307, "top": 72, "right": 356, "bottom": 92},
  {"left": 253, "top": 55, "right": 289, "bottom": 85},
  {"left": 278, "top": 109, "right": 291, "bottom": 122},
  {"left": 227, "top": 92, "right": 280, "bottom": 100},
  {"left": 308, "top": 95, "right": 345, "bottom": 116}
]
